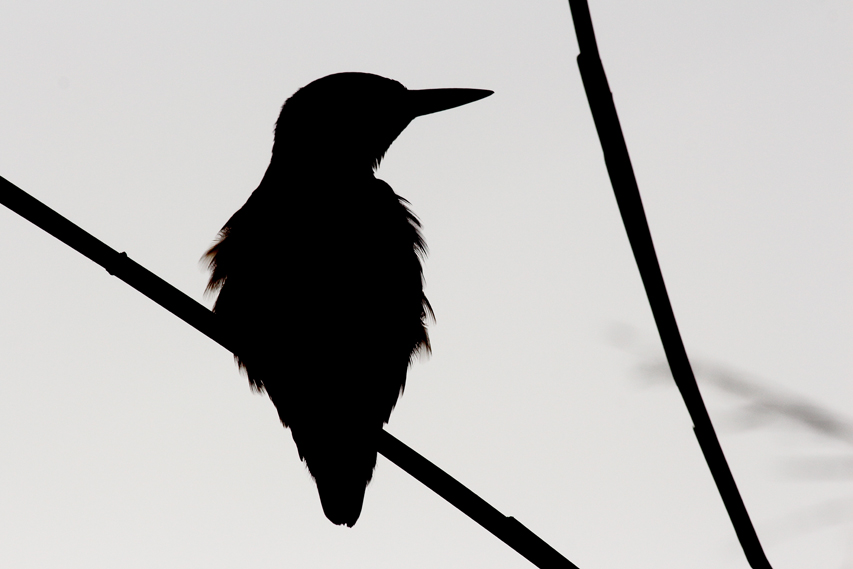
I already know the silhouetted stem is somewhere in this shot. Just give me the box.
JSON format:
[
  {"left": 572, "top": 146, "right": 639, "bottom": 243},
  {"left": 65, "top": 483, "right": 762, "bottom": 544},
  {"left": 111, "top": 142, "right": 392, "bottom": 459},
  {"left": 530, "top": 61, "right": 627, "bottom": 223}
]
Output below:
[
  {"left": 378, "top": 431, "right": 578, "bottom": 568},
  {"left": 0, "top": 174, "right": 578, "bottom": 569},
  {"left": 566, "top": 2, "right": 772, "bottom": 568}
]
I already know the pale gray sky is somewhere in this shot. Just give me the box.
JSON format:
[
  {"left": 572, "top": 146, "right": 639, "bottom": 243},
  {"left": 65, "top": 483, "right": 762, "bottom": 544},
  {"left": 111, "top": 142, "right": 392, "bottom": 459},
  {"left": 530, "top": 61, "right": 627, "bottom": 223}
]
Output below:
[{"left": 0, "top": 1, "right": 850, "bottom": 568}]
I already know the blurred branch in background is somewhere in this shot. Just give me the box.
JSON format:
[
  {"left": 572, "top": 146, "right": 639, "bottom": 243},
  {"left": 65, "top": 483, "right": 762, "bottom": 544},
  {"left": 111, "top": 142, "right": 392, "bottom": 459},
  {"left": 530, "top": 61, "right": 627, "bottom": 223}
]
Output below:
[
  {"left": 607, "top": 322, "right": 853, "bottom": 562},
  {"left": 607, "top": 323, "right": 853, "bottom": 443}
]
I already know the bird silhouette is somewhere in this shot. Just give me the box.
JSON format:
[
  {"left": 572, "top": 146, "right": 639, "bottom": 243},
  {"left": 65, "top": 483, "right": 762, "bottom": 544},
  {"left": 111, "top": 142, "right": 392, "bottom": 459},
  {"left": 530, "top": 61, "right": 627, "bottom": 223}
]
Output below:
[{"left": 204, "top": 72, "right": 491, "bottom": 527}]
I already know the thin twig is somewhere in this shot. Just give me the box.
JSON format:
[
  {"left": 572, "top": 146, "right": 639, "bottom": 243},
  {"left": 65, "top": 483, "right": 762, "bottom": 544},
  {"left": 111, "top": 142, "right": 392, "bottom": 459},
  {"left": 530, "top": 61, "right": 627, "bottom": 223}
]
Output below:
[
  {"left": 565, "top": 2, "right": 773, "bottom": 568},
  {"left": 0, "top": 173, "right": 578, "bottom": 569}
]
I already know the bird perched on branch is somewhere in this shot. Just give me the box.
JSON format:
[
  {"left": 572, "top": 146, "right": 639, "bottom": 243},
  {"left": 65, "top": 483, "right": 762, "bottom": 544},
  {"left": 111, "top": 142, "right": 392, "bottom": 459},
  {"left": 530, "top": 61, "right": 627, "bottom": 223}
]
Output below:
[{"left": 204, "top": 72, "right": 491, "bottom": 527}]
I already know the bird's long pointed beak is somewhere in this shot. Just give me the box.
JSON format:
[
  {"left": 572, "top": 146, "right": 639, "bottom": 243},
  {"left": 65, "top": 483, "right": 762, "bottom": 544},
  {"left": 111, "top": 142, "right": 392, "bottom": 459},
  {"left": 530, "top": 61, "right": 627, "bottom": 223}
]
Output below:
[{"left": 407, "top": 88, "right": 493, "bottom": 118}]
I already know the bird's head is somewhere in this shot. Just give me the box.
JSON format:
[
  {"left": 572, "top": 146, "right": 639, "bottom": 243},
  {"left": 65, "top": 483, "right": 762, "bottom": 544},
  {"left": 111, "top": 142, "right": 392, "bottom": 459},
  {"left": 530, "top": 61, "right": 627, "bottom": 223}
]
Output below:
[{"left": 271, "top": 72, "right": 492, "bottom": 172}]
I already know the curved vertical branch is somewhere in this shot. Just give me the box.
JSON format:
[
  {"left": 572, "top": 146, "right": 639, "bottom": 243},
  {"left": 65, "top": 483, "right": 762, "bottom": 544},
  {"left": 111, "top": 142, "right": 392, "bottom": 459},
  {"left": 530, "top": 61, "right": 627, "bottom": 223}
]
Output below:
[{"left": 565, "top": 3, "right": 772, "bottom": 568}]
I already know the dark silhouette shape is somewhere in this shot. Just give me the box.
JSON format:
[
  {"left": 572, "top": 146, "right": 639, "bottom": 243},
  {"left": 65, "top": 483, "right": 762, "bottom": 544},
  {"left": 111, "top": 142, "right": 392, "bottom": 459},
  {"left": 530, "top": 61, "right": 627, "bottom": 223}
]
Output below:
[
  {"left": 1, "top": 114, "right": 581, "bottom": 569},
  {"left": 567, "top": 2, "right": 772, "bottom": 568},
  {"left": 3, "top": 169, "right": 584, "bottom": 568},
  {"left": 202, "top": 73, "right": 491, "bottom": 527}
]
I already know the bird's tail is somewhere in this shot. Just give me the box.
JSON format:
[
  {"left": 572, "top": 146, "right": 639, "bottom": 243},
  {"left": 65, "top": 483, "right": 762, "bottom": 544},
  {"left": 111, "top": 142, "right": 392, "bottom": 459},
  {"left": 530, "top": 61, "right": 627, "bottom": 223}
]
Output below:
[{"left": 291, "top": 424, "right": 379, "bottom": 527}]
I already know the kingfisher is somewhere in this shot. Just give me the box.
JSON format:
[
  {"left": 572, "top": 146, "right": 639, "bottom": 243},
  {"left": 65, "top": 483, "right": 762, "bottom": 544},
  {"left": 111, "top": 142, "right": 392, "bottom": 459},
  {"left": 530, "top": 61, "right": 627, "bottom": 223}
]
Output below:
[{"left": 204, "top": 72, "right": 491, "bottom": 527}]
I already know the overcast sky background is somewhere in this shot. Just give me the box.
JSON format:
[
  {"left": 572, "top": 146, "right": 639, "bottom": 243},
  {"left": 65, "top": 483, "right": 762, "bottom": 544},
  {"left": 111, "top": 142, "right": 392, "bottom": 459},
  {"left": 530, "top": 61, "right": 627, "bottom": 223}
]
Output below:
[{"left": 0, "top": 1, "right": 850, "bottom": 568}]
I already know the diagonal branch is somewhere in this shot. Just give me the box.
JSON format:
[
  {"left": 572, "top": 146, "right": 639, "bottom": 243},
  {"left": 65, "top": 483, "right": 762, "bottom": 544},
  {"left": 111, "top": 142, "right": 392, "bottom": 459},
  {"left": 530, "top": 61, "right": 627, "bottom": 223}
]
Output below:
[
  {"left": 0, "top": 174, "right": 578, "bottom": 569},
  {"left": 565, "top": 2, "right": 772, "bottom": 568}
]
